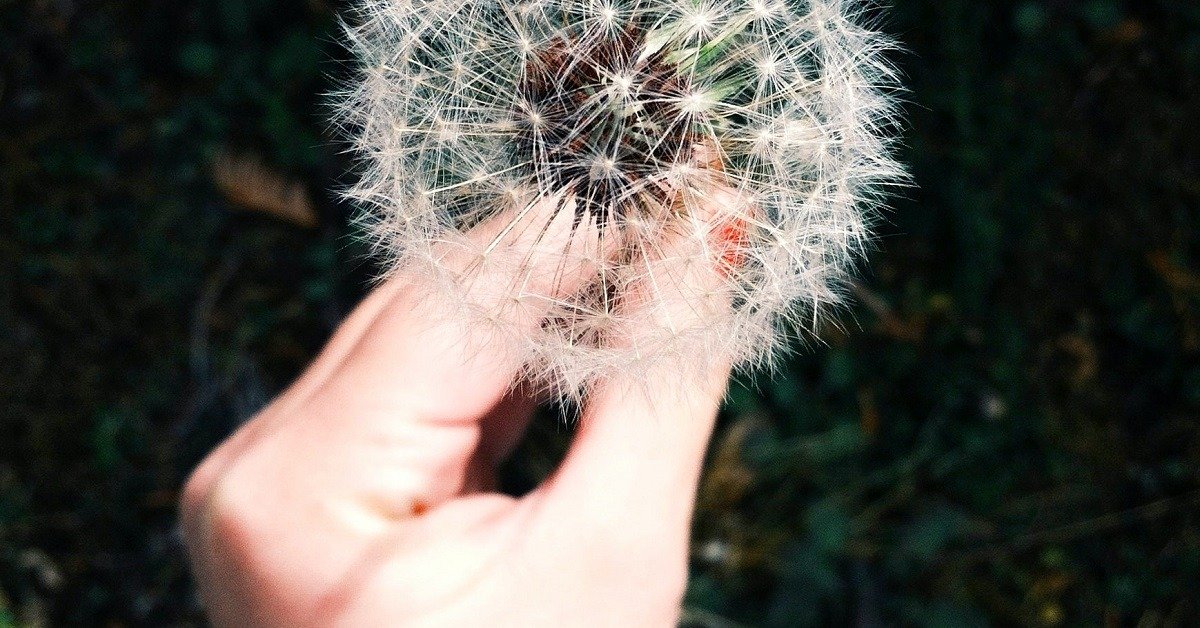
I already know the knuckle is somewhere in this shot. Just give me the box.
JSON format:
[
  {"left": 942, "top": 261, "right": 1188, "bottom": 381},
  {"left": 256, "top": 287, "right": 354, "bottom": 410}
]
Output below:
[
  {"left": 178, "top": 453, "right": 221, "bottom": 530},
  {"left": 179, "top": 443, "right": 278, "bottom": 554}
]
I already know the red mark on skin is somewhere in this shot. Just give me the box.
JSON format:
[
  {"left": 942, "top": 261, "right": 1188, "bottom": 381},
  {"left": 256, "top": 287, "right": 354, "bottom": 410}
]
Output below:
[
  {"left": 712, "top": 217, "right": 749, "bottom": 277},
  {"left": 412, "top": 499, "right": 429, "bottom": 516}
]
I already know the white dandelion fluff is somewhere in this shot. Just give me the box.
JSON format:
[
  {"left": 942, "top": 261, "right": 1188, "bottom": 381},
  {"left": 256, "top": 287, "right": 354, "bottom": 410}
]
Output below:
[{"left": 335, "top": 0, "right": 903, "bottom": 395}]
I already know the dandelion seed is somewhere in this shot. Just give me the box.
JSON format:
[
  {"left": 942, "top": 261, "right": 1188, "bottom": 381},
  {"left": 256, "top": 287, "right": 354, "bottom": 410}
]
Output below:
[{"left": 335, "top": 0, "right": 904, "bottom": 396}]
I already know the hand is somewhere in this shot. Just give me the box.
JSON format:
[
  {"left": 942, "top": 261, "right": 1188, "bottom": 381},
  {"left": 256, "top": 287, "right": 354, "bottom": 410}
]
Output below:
[{"left": 179, "top": 191, "right": 738, "bottom": 627}]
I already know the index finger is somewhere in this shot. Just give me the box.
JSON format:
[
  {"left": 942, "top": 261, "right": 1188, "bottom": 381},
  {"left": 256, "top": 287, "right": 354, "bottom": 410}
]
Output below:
[
  {"left": 531, "top": 185, "right": 747, "bottom": 542},
  {"left": 309, "top": 193, "right": 615, "bottom": 422}
]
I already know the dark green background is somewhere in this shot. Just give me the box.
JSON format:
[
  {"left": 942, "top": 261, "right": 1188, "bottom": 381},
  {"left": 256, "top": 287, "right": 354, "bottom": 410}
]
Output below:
[{"left": 2, "top": 0, "right": 1199, "bottom": 625}]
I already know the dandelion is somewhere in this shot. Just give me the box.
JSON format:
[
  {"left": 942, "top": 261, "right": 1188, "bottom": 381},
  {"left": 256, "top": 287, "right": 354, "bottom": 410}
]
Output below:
[{"left": 335, "top": 0, "right": 903, "bottom": 396}]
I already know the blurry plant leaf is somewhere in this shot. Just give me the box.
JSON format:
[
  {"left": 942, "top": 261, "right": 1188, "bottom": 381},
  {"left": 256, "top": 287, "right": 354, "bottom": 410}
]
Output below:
[
  {"left": 268, "top": 31, "right": 322, "bottom": 84},
  {"left": 0, "top": 590, "right": 12, "bottom": 628},
  {"left": 91, "top": 408, "right": 134, "bottom": 472},
  {"left": 1082, "top": 0, "right": 1122, "bottom": 30},
  {"left": 723, "top": 379, "right": 761, "bottom": 415},
  {"left": 858, "top": 386, "right": 880, "bottom": 438},
  {"left": 179, "top": 42, "right": 219, "bottom": 76},
  {"left": 1183, "top": 368, "right": 1200, "bottom": 404},
  {"left": 1107, "top": 574, "right": 1140, "bottom": 613},
  {"left": 699, "top": 417, "right": 760, "bottom": 509},
  {"left": 1147, "top": 251, "right": 1200, "bottom": 293},
  {"left": 303, "top": 278, "right": 334, "bottom": 302},
  {"left": 1105, "top": 19, "right": 1145, "bottom": 45},
  {"left": 1013, "top": 2, "right": 1048, "bottom": 37},
  {"left": 853, "top": 282, "right": 926, "bottom": 342},
  {"left": 305, "top": 241, "right": 336, "bottom": 269},
  {"left": 218, "top": 0, "right": 252, "bottom": 36},
  {"left": 769, "top": 542, "right": 843, "bottom": 627},
  {"left": 210, "top": 151, "right": 318, "bottom": 228},
  {"left": 742, "top": 424, "right": 783, "bottom": 467},
  {"left": 920, "top": 600, "right": 989, "bottom": 628},
  {"left": 806, "top": 500, "right": 851, "bottom": 555},
  {"left": 821, "top": 349, "right": 855, "bottom": 392},
  {"left": 898, "top": 503, "right": 970, "bottom": 562},
  {"left": 683, "top": 573, "right": 732, "bottom": 617},
  {"left": 798, "top": 423, "right": 865, "bottom": 466},
  {"left": 679, "top": 606, "right": 749, "bottom": 628},
  {"left": 769, "top": 376, "right": 805, "bottom": 412},
  {"left": 13, "top": 204, "right": 68, "bottom": 246}
]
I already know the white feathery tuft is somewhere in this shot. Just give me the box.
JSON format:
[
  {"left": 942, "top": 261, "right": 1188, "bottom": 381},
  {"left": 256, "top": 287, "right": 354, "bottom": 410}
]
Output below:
[{"left": 333, "top": 0, "right": 905, "bottom": 397}]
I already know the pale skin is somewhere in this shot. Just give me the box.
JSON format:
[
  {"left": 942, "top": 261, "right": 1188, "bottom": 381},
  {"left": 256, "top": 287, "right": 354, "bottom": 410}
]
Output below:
[{"left": 180, "top": 189, "right": 741, "bottom": 627}]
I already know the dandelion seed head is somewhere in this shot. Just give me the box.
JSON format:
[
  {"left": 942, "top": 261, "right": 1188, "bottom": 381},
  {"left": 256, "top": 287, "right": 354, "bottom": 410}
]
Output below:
[
  {"left": 749, "top": 0, "right": 781, "bottom": 19},
  {"left": 336, "top": 0, "right": 905, "bottom": 396},
  {"left": 680, "top": 88, "right": 713, "bottom": 115},
  {"left": 684, "top": 9, "right": 717, "bottom": 36}
]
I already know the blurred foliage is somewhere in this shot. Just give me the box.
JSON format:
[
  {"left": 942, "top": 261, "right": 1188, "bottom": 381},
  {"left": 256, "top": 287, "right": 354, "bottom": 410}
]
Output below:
[{"left": 1, "top": 0, "right": 1199, "bottom": 625}]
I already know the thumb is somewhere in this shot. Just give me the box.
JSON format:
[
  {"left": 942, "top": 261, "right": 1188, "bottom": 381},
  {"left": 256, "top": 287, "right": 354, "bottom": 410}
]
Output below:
[{"left": 532, "top": 186, "right": 748, "bottom": 545}]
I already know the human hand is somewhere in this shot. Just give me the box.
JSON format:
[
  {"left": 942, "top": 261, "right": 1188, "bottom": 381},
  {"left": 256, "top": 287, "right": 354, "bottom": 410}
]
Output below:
[{"left": 180, "top": 190, "right": 740, "bottom": 627}]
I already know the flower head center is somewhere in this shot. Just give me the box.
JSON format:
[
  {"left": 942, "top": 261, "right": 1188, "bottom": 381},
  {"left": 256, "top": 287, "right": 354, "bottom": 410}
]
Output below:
[{"left": 511, "top": 22, "right": 708, "bottom": 226}]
